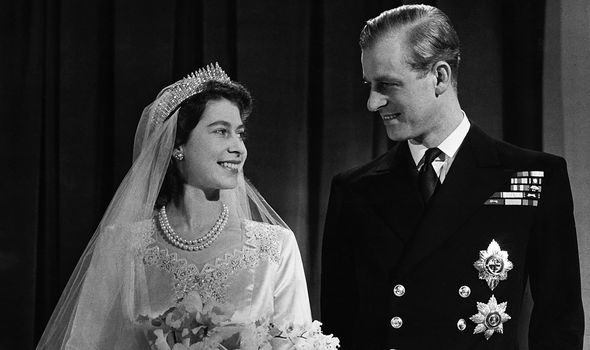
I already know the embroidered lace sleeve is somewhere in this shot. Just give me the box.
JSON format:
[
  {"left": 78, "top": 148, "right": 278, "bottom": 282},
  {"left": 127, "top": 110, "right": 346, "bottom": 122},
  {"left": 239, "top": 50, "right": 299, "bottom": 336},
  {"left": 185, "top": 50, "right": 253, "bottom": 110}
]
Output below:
[{"left": 243, "top": 219, "right": 281, "bottom": 264}]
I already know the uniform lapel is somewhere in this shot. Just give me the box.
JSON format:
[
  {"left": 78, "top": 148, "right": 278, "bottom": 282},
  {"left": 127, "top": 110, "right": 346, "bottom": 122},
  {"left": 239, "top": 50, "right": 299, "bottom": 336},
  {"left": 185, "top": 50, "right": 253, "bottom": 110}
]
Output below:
[
  {"left": 356, "top": 142, "right": 424, "bottom": 243},
  {"left": 395, "top": 125, "right": 507, "bottom": 278}
]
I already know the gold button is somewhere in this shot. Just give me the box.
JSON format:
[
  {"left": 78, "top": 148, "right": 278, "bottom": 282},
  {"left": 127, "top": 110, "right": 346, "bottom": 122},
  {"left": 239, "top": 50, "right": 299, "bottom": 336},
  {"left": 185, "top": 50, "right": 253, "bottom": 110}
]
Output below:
[
  {"left": 393, "top": 284, "right": 405, "bottom": 297},
  {"left": 390, "top": 316, "right": 403, "bottom": 329},
  {"left": 457, "top": 318, "right": 467, "bottom": 331}
]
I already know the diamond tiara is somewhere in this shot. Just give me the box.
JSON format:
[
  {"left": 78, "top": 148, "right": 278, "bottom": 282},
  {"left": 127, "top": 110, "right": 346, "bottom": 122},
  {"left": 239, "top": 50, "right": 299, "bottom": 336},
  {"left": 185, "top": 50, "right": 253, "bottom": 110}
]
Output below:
[{"left": 151, "top": 62, "right": 231, "bottom": 127}]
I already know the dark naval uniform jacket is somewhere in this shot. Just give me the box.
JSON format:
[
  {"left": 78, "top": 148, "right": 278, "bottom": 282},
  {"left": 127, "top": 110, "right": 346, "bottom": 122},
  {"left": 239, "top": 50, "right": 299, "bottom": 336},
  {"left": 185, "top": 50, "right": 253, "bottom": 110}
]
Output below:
[{"left": 320, "top": 124, "right": 584, "bottom": 349}]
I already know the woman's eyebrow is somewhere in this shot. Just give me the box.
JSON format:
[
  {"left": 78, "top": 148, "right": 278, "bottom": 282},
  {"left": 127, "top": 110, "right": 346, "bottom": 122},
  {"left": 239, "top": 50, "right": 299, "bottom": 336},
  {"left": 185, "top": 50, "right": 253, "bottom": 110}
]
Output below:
[
  {"left": 206, "top": 120, "right": 231, "bottom": 127},
  {"left": 207, "top": 120, "right": 245, "bottom": 130}
]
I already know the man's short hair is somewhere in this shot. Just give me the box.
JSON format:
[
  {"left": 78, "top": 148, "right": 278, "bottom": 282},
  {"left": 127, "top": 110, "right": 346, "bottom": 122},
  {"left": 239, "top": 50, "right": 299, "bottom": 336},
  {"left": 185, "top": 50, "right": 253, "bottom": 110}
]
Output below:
[{"left": 360, "top": 4, "right": 461, "bottom": 87}]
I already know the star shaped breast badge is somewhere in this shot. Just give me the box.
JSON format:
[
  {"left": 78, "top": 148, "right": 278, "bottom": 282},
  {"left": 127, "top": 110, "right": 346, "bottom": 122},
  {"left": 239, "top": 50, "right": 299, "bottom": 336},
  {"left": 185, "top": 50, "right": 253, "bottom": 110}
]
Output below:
[
  {"left": 473, "top": 239, "right": 513, "bottom": 290},
  {"left": 470, "top": 295, "right": 511, "bottom": 340}
]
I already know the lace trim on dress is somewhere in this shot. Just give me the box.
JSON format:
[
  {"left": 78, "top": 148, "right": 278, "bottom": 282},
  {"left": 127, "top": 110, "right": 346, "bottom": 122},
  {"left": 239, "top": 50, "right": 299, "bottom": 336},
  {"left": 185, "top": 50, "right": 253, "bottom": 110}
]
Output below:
[
  {"left": 130, "top": 220, "right": 157, "bottom": 256},
  {"left": 140, "top": 219, "right": 282, "bottom": 304}
]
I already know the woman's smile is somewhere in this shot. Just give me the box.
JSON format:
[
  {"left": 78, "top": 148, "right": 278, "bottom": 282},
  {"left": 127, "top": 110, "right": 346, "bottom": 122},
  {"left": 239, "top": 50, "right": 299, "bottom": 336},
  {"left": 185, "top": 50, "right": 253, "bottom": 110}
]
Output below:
[{"left": 218, "top": 160, "right": 241, "bottom": 173}]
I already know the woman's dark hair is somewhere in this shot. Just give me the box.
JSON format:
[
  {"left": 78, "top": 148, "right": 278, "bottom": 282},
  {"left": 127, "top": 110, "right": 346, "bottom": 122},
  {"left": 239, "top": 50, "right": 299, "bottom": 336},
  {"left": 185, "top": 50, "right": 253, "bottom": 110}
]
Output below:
[{"left": 156, "top": 80, "right": 252, "bottom": 207}]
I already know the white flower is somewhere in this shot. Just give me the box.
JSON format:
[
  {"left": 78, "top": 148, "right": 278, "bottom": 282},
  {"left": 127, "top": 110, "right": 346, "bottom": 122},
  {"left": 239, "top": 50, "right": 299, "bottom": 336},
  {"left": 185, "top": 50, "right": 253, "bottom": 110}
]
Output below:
[
  {"left": 270, "top": 321, "right": 340, "bottom": 350},
  {"left": 198, "top": 302, "right": 235, "bottom": 326},
  {"left": 165, "top": 308, "right": 186, "bottom": 329},
  {"left": 306, "top": 321, "right": 323, "bottom": 336},
  {"left": 152, "top": 329, "right": 172, "bottom": 350},
  {"left": 182, "top": 291, "right": 204, "bottom": 314},
  {"left": 190, "top": 340, "right": 217, "bottom": 350}
]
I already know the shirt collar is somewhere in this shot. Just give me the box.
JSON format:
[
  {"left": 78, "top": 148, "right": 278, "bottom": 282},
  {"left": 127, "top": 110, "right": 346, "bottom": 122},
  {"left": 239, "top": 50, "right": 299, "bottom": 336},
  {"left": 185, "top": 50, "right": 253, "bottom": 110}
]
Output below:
[{"left": 408, "top": 112, "right": 471, "bottom": 166}]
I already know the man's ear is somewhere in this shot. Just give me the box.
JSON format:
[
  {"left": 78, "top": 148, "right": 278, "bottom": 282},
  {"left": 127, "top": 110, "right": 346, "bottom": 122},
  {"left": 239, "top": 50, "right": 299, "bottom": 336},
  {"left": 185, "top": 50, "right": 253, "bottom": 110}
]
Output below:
[{"left": 433, "top": 61, "right": 452, "bottom": 97}]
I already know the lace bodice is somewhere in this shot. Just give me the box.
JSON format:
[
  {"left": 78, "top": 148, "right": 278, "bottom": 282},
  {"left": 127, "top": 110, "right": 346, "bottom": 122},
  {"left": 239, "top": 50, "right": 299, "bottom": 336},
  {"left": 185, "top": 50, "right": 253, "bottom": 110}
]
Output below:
[
  {"left": 139, "top": 219, "right": 282, "bottom": 303},
  {"left": 126, "top": 218, "right": 311, "bottom": 330}
]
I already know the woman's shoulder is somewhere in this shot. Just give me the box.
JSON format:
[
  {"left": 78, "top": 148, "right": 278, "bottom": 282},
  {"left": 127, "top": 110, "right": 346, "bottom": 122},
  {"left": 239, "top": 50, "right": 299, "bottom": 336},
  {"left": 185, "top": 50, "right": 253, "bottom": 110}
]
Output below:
[
  {"left": 242, "top": 219, "right": 296, "bottom": 262},
  {"left": 242, "top": 219, "right": 293, "bottom": 240}
]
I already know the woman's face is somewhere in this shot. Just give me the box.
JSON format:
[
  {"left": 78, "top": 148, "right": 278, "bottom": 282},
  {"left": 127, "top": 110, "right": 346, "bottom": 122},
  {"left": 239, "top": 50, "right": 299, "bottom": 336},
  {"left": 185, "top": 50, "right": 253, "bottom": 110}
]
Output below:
[{"left": 178, "top": 98, "right": 247, "bottom": 194}]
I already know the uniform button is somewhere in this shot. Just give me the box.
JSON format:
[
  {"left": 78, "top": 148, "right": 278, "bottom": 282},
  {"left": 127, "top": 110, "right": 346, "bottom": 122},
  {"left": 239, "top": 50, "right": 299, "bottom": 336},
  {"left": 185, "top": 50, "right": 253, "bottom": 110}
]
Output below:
[
  {"left": 390, "top": 316, "right": 403, "bottom": 329},
  {"left": 458, "top": 285, "right": 471, "bottom": 298},
  {"left": 393, "top": 284, "right": 405, "bottom": 297},
  {"left": 457, "top": 318, "right": 467, "bottom": 331}
]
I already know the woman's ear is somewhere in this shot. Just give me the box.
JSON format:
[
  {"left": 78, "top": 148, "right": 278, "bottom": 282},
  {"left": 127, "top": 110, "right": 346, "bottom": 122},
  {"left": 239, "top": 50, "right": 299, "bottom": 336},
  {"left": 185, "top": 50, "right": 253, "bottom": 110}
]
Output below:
[{"left": 433, "top": 61, "right": 452, "bottom": 97}]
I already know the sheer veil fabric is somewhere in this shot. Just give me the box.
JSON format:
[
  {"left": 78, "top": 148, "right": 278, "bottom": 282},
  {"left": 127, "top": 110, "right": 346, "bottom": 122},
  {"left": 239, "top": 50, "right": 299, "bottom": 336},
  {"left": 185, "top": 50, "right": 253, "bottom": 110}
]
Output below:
[{"left": 36, "top": 81, "right": 296, "bottom": 349}]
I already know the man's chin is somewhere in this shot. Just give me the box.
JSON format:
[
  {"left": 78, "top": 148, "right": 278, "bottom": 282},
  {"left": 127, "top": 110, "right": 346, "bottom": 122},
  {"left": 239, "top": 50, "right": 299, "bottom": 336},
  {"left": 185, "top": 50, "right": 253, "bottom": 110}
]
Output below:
[{"left": 385, "top": 129, "right": 409, "bottom": 142}]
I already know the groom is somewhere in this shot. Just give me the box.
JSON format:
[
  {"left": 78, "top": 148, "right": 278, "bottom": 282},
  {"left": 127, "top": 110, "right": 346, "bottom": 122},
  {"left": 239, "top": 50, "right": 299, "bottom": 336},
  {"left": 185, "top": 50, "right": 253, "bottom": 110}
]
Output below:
[{"left": 320, "top": 4, "right": 584, "bottom": 349}]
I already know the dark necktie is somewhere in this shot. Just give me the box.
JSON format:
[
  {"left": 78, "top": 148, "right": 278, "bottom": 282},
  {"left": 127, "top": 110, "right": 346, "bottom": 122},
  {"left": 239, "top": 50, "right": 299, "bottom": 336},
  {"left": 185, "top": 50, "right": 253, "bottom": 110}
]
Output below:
[{"left": 419, "top": 147, "right": 442, "bottom": 202}]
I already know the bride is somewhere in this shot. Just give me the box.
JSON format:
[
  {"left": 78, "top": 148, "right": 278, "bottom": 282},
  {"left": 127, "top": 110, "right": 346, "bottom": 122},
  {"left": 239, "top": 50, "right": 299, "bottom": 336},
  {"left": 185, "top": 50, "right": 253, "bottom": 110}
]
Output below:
[{"left": 36, "top": 63, "right": 338, "bottom": 350}]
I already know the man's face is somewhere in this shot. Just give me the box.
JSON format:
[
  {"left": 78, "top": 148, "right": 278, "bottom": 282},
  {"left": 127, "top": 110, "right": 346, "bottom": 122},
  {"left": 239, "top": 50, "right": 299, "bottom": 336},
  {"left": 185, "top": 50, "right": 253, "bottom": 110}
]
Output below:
[{"left": 361, "top": 32, "right": 442, "bottom": 144}]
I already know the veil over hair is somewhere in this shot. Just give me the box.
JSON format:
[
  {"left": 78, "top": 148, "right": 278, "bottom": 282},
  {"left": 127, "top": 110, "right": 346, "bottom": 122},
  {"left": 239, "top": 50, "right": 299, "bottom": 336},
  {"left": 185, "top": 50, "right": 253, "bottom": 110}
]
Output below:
[{"left": 36, "top": 64, "right": 288, "bottom": 350}]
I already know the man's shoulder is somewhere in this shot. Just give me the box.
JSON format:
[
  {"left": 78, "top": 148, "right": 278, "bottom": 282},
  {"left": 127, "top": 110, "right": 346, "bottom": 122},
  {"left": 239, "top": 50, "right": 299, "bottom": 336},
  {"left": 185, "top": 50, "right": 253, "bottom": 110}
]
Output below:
[
  {"left": 332, "top": 144, "right": 401, "bottom": 185},
  {"left": 480, "top": 129, "right": 565, "bottom": 169},
  {"left": 465, "top": 125, "right": 569, "bottom": 184}
]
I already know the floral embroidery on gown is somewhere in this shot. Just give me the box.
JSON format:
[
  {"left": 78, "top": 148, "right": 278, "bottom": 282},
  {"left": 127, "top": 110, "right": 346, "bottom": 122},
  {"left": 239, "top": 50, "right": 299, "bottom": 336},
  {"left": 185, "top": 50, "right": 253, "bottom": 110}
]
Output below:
[{"left": 128, "top": 218, "right": 338, "bottom": 349}]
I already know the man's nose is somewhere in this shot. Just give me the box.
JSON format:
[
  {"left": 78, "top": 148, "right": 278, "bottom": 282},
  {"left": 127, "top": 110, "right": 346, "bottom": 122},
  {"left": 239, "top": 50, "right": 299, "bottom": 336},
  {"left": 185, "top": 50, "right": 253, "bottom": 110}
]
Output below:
[{"left": 367, "top": 90, "right": 387, "bottom": 112}]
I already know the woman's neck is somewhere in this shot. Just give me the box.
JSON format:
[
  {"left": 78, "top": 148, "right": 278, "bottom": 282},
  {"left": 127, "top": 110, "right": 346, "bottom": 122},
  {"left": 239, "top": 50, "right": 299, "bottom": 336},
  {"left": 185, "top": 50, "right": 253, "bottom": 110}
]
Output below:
[{"left": 167, "top": 185, "right": 223, "bottom": 234}]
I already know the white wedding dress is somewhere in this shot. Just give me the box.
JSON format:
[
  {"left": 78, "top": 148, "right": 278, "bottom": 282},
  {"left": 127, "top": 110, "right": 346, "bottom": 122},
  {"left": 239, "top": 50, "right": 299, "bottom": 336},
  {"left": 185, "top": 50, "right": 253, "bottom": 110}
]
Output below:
[{"left": 61, "top": 217, "right": 311, "bottom": 349}]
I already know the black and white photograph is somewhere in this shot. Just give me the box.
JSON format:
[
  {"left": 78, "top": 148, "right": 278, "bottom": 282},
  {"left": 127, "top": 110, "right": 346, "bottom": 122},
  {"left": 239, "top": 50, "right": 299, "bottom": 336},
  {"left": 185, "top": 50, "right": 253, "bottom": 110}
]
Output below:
[{"left": 1, "top": 0, "right": 588, "bottom": 349}]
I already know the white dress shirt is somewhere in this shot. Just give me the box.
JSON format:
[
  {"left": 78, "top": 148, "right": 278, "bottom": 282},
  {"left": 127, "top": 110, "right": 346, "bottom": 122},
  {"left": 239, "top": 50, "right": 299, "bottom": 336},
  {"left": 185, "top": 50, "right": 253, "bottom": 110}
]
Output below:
[{"left": 408, "top": 114, "right": 471, "bottom": 184}]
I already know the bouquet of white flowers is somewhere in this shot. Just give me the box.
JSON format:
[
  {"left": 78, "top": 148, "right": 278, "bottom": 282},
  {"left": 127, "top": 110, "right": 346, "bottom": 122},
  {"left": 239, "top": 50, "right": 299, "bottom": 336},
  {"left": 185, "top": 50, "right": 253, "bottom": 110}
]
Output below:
[
  {"left": 266, "top": 321, "right": 340, "bottom": 350},
  {"left": 137, "top": 292, "right": 339, "bottom": 350}
]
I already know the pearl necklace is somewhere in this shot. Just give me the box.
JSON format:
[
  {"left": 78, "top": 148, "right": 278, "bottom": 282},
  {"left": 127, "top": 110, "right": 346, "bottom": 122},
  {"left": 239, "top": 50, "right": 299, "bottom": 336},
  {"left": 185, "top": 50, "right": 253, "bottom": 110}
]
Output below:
[{"left": 157, "top": 203, "right": 229, "bottom": 251}]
